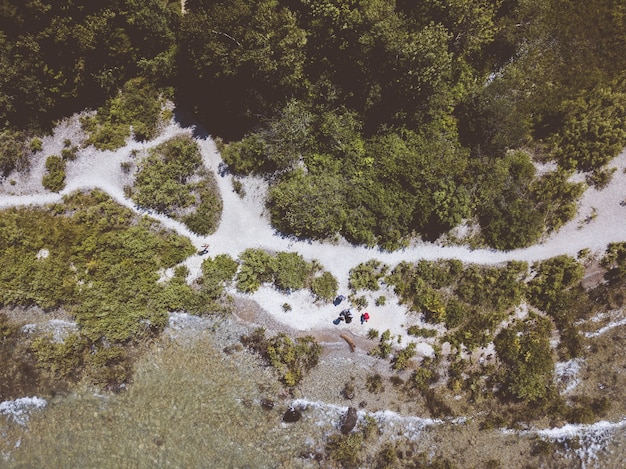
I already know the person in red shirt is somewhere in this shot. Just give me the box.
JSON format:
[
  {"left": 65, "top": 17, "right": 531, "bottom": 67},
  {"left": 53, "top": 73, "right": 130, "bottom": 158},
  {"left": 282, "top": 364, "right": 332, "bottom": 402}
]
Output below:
[{"left": 360, "top": 312, "right": 370, "bottom": 324}]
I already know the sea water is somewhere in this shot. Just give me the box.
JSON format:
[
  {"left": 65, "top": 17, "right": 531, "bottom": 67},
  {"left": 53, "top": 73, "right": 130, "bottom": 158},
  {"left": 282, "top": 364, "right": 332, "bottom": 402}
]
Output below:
[{"left": 2, "top": 314, "right": 626, "bottom": 468}]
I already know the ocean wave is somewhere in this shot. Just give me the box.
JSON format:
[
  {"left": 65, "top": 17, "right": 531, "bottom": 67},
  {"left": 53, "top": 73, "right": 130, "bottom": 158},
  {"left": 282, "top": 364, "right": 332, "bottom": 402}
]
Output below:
[{"left": 0, "top": 397, "right": 47, "bottom": 426}]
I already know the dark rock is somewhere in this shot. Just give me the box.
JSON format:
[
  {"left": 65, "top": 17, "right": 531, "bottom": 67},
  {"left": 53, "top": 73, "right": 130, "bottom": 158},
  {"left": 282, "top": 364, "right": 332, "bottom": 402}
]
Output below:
[
  {"left": 342, "top": 382, "right": 355, "bottom": 400},
  {"left": 340, "top": 406, "right": 358, "bottom": 434},
  {"left": 260, "top": 398, "right": 275, "bottom": 410},
  {"left": 282, "top": 406, "right": 302, "bottom": 423},
  {"left": 223, "top": 343, "right": 243, "bottom": 355}
]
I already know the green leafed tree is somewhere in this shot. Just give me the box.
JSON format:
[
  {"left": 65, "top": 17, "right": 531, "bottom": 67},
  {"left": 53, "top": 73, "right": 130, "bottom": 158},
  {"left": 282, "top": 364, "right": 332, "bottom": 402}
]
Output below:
[{"left": 268, "top": 170, "right": 347, "bottom": 240}]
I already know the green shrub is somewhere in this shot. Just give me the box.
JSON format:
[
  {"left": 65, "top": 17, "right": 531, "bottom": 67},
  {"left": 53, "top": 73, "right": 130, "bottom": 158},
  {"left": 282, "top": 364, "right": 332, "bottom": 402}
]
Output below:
[
  {"left": 133, "top": 135, "right": 202, "bottom": 214},
  {"left": 268, "top": 169, "right": 347, "bottom": 239},
  {"left": 30, "top": 137, "right": 43, "bottom": 153},
  {"left": 528, "top": 256, "right": 584, "bottom": 313},
  {"left": 349, "top": 260, "right": 388, "bottom": 291},
  {"left": 82, "top": 78, "right": 165, "bottom": 150},
  {"left": 159, "top": 277, "right": 200, "bottom": 312},
  {"left": 182, "top": 179, "right": 223, "bottom": 235},
  {"left": 369, "top": 329, "right": 393, "bottom": 359},
  {"left": 310, "top": 271, "right": 338, "bottom": 302},
  {"left": 326, "top": 432, "right": 365, "bottom": 467},
  {"left": 566, "top": 396, "right": 610, "bottom": 424},
  {"left": 235, "top": 249, "right": 333, "bottom": 297},
  {"left": 132, "top": 136, "right": 222, "bottom": 235},
  {"left": 586, "top": 166, "right": 616, "bottom": 189},
  {"left": 532, "top": 169, "right": 586, "bottom": 233},
  {"left": 222, "top": 133, "right": 270, "bottom": 175},
  {"left": 494, "top": 314, "right": 555, "bottom": 402},
  {"left": 1, "top": 191, "right": 194, "bottom": 342},
  {"left": 236, "top": 248, "right": 277, "bottom": 293},
  {"left": 411, "top": 367, "right": 435, "bottom": 392},
  {"left": 352, "top": 295, "right": 368, "bottom": 310},
  {"left": 83, "top": 344, "right": 131, "bottom": 389},
  {"left": 554, "top": 85, "right": 626, "bottom": 171},
  {"left": 366, "top": 373, "right": 385, "bottom": 393},
  {"left": 392, "top": 343, "right": 417, "bottom": 371},
  {"left": 375, "top": 295, "right": 386, "bottom": 306},
  {"left": 241, "top": 328, "right": 321, "bottom": 386},
  {"left": 42, "top": 155, "right": 66, "bottom": 192},
  {"left": 274, "top": 252, "right": 310, "bottom": 291},
  {"left": 201, "top": 254, "right": 238, "bottom": 286},
  {"left": 232, "top": 178, "right": 245, "bottom": 197},
  {"left": 407, "top": 325, "right": 438, "bottom": 338},
  {"left": 0, "top": 129, "right": 27, "bottom": 176},
  {"left": 30, "top": 333, "right": 88, "bottom": 379},
  {"left": 61, "top": 146, "right": 79, "bottom": 161},
  {"left": 0, "top": 312, "right": 17, "bottom": 339}
]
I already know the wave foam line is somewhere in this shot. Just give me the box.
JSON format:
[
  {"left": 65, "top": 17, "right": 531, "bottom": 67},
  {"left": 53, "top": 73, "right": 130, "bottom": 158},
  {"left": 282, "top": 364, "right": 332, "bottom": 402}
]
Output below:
[{"left": 0, "top": 397, "right": 47, "bottom": 426}]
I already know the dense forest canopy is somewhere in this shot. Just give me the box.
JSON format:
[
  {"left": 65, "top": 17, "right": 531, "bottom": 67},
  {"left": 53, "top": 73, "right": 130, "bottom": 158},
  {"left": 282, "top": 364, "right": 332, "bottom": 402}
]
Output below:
[{"left": 1, "top": 0, "right": 625, "bottom": 249}]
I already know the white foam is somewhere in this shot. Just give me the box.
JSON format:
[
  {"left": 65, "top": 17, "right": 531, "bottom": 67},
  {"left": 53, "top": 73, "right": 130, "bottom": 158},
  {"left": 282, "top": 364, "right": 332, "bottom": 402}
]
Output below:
[
  {"left": 0, "top": 397, "right": 47, "bottom": 426},
  {"left": 554, "top": 359, "right": 582, "bottom": 394},
  {"left": 585, "top": 317, "right": 626, "bottom": 338},
  {"left": 291, "top": 398, "right": 449, "bottom": 438},
  {"left": 536, "top": 419, "right": 626, "bottom": 468}
]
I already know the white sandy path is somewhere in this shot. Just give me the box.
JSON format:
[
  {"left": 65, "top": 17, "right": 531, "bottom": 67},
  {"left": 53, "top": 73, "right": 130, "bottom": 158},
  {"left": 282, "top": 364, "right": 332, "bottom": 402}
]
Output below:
[{"left": 2, "top": 114, "right": 626, "bottom": 349}]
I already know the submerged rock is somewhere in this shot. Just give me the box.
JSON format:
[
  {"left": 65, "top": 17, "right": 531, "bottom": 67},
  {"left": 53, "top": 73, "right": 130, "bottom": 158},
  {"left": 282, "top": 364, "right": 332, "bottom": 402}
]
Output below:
[
  {"left": 260, "top": 398, "right": 275, "bottom": 410},
  {"left": 340, "top": 406, "right": 358, "bottom": 434},
  {"left": 282, "top": 406, "right": 302, "bottom": 423}
]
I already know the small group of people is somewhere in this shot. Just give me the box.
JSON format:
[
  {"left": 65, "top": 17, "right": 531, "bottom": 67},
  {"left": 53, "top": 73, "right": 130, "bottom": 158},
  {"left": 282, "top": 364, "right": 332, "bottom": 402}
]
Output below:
[{"left": 332, "top": 294, "right": 370, "bottom": 326}]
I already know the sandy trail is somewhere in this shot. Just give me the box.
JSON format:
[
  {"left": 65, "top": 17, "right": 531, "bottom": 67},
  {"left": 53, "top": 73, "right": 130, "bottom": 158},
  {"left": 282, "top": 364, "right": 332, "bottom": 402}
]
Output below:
[{"left": 2, "top": 114, "right": 626, "bottom": 345}]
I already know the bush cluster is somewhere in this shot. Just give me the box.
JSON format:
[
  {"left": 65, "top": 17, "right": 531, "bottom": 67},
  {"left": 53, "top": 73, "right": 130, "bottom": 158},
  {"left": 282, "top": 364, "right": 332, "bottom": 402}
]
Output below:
[
  {"left": 240, "top": 328, "right": 321, "bottom": 387},
  {"left": 42, "top": 155, "right": 66, "bottom": 192},
  {"left": 349, "top": 260, "right": 388, "bottom": 291},
  {"left": 235, "top": 248, "right": 337, "bottom": 301},
  {"left": 0, "top": 190, "right": 195, "bottom": 387},
  {"left": 81, "top": 78, "right": 166, "bottom": 151},
  {"left": 131, "top": 135, "right": 222, "bottom": 235}
]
